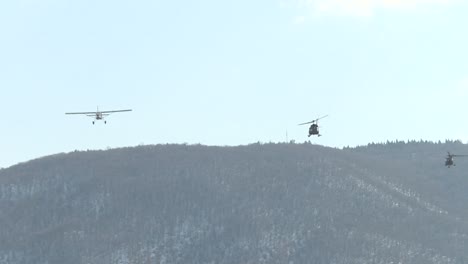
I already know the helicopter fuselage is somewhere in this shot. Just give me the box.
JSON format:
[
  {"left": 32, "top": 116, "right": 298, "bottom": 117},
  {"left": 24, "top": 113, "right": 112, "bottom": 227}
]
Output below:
[
  {"left": 445, "top": 158, "right": 454, "bottom": 167},
  {"left": 308, "top": 124, "right": 320, "bottom": 137}
]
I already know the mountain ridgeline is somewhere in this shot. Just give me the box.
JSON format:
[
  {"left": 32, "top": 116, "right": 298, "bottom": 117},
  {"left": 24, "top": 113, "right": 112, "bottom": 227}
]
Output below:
[{"left": 1, "top": 141, "right": 468, "bottom": 263}]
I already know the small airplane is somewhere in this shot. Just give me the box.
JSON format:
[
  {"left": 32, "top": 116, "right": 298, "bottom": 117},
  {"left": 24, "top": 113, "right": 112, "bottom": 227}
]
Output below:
[
  {"left": 65, "top": 107, "right": 132, "bottom": 124},
  {"left": 445, "top": 152, "right": 468, "bottom": 168},
  {"left": 298, "top": 115, "right": 328, "bottom": 137}
]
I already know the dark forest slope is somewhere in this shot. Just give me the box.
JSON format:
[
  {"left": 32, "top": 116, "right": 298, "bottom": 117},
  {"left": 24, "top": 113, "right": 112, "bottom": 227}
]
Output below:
[{"left": 1, "top": 142, "right": 468, "bottom": 264}]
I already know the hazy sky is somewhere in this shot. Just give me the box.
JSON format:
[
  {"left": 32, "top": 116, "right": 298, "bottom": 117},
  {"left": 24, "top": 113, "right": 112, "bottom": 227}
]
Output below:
[{"left": 1, "top": 0, "right": 468, "bottom": 168}]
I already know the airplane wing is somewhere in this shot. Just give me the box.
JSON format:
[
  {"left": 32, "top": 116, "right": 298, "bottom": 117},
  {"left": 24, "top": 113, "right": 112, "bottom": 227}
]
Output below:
[
  {"left": 65, "top": 109, "right": 132, "bottom": 115},
  {"left": 100, "top": 109, "right": 132, "bottom": 114}
]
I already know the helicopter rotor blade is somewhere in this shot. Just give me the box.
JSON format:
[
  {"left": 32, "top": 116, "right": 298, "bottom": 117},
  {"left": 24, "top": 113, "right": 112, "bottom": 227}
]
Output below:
[
  {"left": 315, "top": 115, "right": 329, "bottom": 121},
  {"left": 298, "top": 115, "right": 328, "bottom": 126},
  {"left": 298, "top": 121, "right": 315, "bottom": 126}
]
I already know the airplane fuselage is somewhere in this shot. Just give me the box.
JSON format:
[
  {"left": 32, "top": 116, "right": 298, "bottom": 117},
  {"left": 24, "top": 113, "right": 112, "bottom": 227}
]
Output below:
[{"left": 95, "top": 112, "right": 103, "bottom": 120}]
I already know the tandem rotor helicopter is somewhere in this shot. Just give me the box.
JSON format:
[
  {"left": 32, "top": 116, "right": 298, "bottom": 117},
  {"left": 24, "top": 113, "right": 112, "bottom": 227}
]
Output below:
[
  {"left": 445, "top": 152, "right": 468, "bottom": 168},
  {"left": 298, "top": 115, "right": 328, "bottom": 137}
]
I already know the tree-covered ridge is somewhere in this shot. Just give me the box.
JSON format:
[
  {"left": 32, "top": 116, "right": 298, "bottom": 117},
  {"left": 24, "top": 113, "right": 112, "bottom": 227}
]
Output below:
[
  {"left": 0, "top": 142, "right": 467, "bottom": 263},
  {"left": 348, "top": 139, "right": 465, "bottom": 154}
]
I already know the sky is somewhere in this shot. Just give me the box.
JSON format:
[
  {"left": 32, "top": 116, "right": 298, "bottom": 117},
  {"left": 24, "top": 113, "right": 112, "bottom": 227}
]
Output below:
[{"left": 1, "top": 0, "right": 468, "bottom": 168}]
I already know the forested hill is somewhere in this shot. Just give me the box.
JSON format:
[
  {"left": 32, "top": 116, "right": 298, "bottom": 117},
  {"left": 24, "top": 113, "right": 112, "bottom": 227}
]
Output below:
[{"left": 1, "top": 142, "right": 468, "bottom": 264}]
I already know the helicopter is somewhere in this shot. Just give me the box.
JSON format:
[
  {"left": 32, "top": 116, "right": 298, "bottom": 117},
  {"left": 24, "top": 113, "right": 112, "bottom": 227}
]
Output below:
[
  {"left": 445, "top": 152, "right": 468, "bottom": 168},
  {"left": 298, "top": 115, "right": 328, "bottom": 137}
]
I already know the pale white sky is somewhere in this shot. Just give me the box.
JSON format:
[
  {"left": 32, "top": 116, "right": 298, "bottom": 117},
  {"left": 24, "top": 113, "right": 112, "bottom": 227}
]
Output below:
[{"left": 1, "top": 0, "right": 467, "bottom": 168}]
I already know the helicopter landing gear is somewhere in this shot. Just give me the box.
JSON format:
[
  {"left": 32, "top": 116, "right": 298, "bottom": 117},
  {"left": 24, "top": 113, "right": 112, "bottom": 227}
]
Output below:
[
  {"left": 104, "top": 121, "right": 107, "bottom": 124},
  {"left": 92, "top": 121, "right": 95, "bottom": 125}
]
